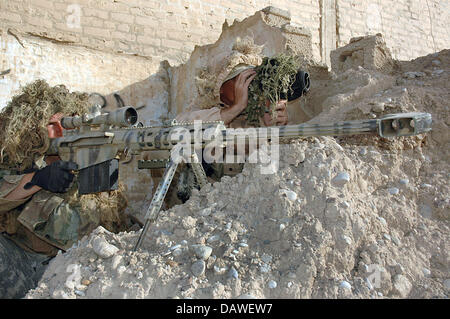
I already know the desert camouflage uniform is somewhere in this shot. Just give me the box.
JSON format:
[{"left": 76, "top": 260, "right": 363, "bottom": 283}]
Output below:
[{"left": 0, "top": 172, "right": 101, "bottom": 298}]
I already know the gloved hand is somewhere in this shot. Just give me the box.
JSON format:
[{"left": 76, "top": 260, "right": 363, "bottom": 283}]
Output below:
[{"left": 24, "top": 161, "right": 78, "bottom": 193}]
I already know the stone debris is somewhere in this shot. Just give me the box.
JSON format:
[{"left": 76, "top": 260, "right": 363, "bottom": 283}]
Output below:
[
  {"left": 91, "top": 236, "right": 119, "bottom": 259},
  {"left": 387, "top": 187, "right": 399, "bottom": 195},
  {"left": 268, "top": 280, "right": 277, "bottom": 289},
  {"left": 339, "top": 281, "right": 352, "bottom": 290},
  {"left": 25, "top": 47, "right": 449, "bottom": 300},
  {"left": 331, "top": 172, "right": 350, "bottom": 186},
  {"left": 192, "top": 245, "right": 213, "bottom": 260},
  {"left": 191, "top": 260, "right": 206, "bottom": 277}
]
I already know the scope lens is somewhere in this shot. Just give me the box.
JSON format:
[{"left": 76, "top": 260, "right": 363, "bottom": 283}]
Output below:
[{"left": 125, "top": 107, "right": 138, "bottom": 125}]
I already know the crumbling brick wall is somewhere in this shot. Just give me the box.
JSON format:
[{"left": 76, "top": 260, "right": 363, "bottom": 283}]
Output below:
[
  {"left": 336, "top": 0, "right": 449, "bottom": 61},
  {"left": 0, "top": 1, "right": 447, "bottom": 66}
]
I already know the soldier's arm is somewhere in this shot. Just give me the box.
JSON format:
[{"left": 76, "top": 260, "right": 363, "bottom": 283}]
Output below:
[
  {"left": 176, "top": 106, "right": 223, "bottom": 123},
  {"left": 0, "top": 174, "right": 35, "bottom": 213},
  {"left": 4, "top": 173, "right": 41, "bottom": 201}
]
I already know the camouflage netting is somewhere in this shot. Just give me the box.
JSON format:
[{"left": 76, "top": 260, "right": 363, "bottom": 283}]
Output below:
[
  {"left": 0, "top": 79, "right": 90, "bottom": 171},
  {"left": 0, "top": 79, "right": 130, "bottom": 234},
  {"left": 246, "top": 54, "right": 300, "bottom": 126},
  {"left": 193, "top": 36, "right": 264, "bottom": 110},
  {"left": 62, "top": 182, "right": 130, "bottom": 234}
]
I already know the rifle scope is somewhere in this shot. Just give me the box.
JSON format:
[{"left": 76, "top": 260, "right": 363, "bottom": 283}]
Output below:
[{"left": 61, "top": 107, "right": 138, "bottom": 128}]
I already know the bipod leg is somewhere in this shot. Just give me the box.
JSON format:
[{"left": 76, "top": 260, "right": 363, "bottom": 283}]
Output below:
[
  {"left": 190, "top": 152, "right": 208, "bottom": 189},
  {"left": 134, "top": 160, "right": 179, "bottom": 251}
]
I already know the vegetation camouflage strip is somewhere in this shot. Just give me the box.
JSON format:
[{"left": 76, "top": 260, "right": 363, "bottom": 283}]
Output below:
[
  {"left": 246, "top": 54, "right": 300, "bottom": 126},
  {"left": 0, "top": 79, "right": 90, "bottom": 171}
]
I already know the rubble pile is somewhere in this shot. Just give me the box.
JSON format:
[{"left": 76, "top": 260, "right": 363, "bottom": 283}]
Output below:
[{"left": 26, "top": 46, "right": 449, "bottom": 299}]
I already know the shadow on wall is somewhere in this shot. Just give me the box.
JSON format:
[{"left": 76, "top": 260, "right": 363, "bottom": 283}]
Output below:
[
  {"left": 91, "top": 60, "right": 172, "bottom": 126},
  {"left": 85, "top": 61, "right": 174, "bottom": 218}
]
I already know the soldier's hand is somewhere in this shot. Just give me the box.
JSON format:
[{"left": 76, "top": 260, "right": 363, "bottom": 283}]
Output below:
[
  {"left": 24, "top": 161, "right": 78, "bottom": 193},
  {"left": 232, "top": 69, "right": 257, "bottom": 113},
  {"left": 263, "top": 100, "right": 288, "bottom": 126}
]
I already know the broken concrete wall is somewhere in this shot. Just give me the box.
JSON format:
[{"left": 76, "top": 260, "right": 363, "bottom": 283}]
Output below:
[
  {"left": 330, "top": 33, "right": 396, "bottom": 75},
  {"left": 336, "top": 0, "right": 449, "bottom": 61}
]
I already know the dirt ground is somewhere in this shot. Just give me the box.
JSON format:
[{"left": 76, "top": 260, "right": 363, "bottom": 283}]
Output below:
[{"left": 26, "top": 48, "right": 449, "bottom": 299}]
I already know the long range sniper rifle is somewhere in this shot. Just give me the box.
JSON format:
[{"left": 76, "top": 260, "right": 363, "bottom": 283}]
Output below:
[{"left": 47, "top": 105, "right": 432, "bottom": 250}]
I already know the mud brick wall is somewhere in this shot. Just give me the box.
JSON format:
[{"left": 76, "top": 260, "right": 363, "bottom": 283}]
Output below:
[{"left": 1, "top": 0, "right": 448, "bottom": 66}]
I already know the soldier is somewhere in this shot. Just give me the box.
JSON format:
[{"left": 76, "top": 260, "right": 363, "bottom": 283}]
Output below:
[
  {"left": 175, "top": 55, "right": 289, "bottom": 127},
  {"left": 0, "top": 81, "right": 130, "bottom": 298},
  {"left": 173, "top": 39, "right": 306, "bottom": 200}
]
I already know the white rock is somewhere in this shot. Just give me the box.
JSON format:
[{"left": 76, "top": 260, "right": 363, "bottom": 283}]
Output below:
[
  {"left": 443, "top": 279, "right": 450, "bottom": 290},
  {"left": 261, "top": 254, "right": 273, "bottom": 263},
  {"left": 279, "top": 224, "right": 286, "bottom": 231},
  {"left": 213, "top": 265, "right": 227, "bottom": 274},
  {"left": 172, "top": 248, "right": 182, "bottom": 257},
  {"left": 228, "top": 267, "right": 239, "bottom": 279},
  {"left": 199, "top": 207, "right": 212, "bottom": 216},
  {"left": 377, "top": 217, "right": 387, "bottom": 226},
  {"left": 268, "top": 280, "right": 277, "bottom": 289},
  {"left": 392, "top": 275, "right": 412, "bottom": 297},
  {"left": 342, "top": 235, "right": 352, "bottom": 245},
  {"left": 207, "top": 235, "right": 220, "bottom": 243},
  {"left": 170, "top": 244, "right": 181, "bottom": 251},
  {"left": 92, "top": 237, "right": 119, "bottom": 259},
  {"left": 280, "top": 189, "right": 297, "bottom": 201},
  {"left": 365, "top": 278, "right": 374, "bottom": 290},
  {"left": 192, "top": 245, "right": 213, "bottom": 260},
  {"left": 372, "top": 102, "right": 385, "bottom": 112},
  {"left": 388, "top": 187, "right": 399, "bottom": 195},
  {"left": 111, "top": 255, "right": 123, "bottom": 270},
  {"left": 260, "top": 264, "right": 271, "bottom": 273},
  {"left": 332, "top": 172, "right": 350, "bottom": 186},
  {"left": 339, "top": 281, "right": 352, "bottom": 290},
  {"left": 191, "top": 260, "right": 206, "bottom": 277},
  {"left": 340, "top": 201, "right": 350, "bottom": 208},
  {"left": 391, "top": 236, "right": 401, "bottom": 246},
  {"left": 117, "top": 265, "right": 127, "bottom": 276},
  {"left": 422, "top": 268, "right": 431, "bottom": 277},
  {"left": 399, "top": 178, "right": 409, "bottom": 185}
]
